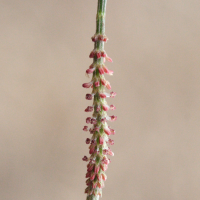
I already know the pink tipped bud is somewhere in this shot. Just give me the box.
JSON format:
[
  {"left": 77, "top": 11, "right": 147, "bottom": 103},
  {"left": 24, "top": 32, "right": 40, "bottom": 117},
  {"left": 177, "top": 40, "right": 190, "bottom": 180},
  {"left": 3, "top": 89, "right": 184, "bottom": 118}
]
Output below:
[
  {"left": 82, "top": 156, "right": 88, "bottom": 161},
  {"left": 99, "top": 93, "right": 107, "bottom": 98},
  {"left": 86, "top": 68, "right": 95, "bottom": 74},
  {"left": 101, "top": 79, "right": 106, "bottom": 86},
  {"left": 86, "top": 138, "right": 91, "bottom": 144},
  {"left": 89, "top": 51, "right": 95, "bottom": 58},
  {"left": 90, "top": 173, "right": 96, "bottom": 181},
  {"left": 85, "top": 106, "right": 93, "bottom": 112},
  {"left": 104, "top": 127, "right": 111, "bottom": 135},
  {"left": 103, "top": 65, "right": 109, "bottom": 73},
  {"left": 96, "top": 105, "right": 101, "bottom": 112},
  {"left": 106, "top": 81, "right": 111, "bottom": 90},
  {"left": 100, "top": 164, "right": 108, "bottom": 171},
  {"left": 110, "top": 91, "right": 117, "bottom": 98},
  {"left": 110, "top": 115, "right": 117, "bottom": 121},
  {"left": 97, "top": 182, "right": 104, "bottom": 189},
  {"left": 94, "top": 165, "right": 100, "bottom": 173},
  {"left": 86, "top": 117, "right": 91, "bottom": 124},
  {"left": 83, "top": 126, "right": 88, "bottom": 131},
  {"left": 89, "top": 147, "right": 95, "bottom": 154},
  {"left": 101, "top": 51, "right": 106, "bottom": 57},
  {"left": 98, "top": 67, "right": 104, "bottom": 75},
  {"left": 103, "top": 37, "right": 108, "bottom": 42},
  {"left": 107, "top": 138, "right": 114, "bottom": 145},
  {"left": 110, "top": 105, "right": 116, "bottom": 110},
  {"left": 99, "top": 136, "right": 104, "bottom": 145},
  {"left": 97, "top": 174, "right": 101, "bottom": 181},
  {"left": 97, "top": 52, "right": 101, "bottom": 59},
  {"left": 91, "top": 118, "right": 97, "bottom": 124},
  {"left": 86, "top": 172, "right": 91, "bottom": 178},
  {"left": 87, "top": 164, "right": 94, "bottom": 172},
  {"left": 86, "top": 94, "right": 93, "bottom": 100},
  {"left": 101, "top": 173, "right": 107, "bottom": 181},
  {"left": 102, "top": 104, "right": 109, "bottom": 111},
  {"left": 94, "top": 81, "right": 100, "bottom": 87},
  {"left": 106, "top": 56, "right": 113, "bottom": 62},
  {"left": 82, "top": 82, "right": 93, "bottom": 88}
]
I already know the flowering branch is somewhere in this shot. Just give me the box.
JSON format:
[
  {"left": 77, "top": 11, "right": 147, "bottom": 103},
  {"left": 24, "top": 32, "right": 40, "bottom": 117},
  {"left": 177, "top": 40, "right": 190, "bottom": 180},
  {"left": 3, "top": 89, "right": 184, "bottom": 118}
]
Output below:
[{"left": 82, "top": 0, "right": 116, "bottom": 200}]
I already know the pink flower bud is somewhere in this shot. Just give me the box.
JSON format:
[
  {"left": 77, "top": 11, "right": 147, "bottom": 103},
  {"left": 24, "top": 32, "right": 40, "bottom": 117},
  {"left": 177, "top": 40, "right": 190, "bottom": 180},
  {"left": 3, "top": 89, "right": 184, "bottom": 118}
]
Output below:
[
  {"left": 86, "top": 117, "right": 91, "bottom": 124},
  {"left": 85, "top": 106, "right": 93, "bottom": 112},
  {"left": 89, "top": 146, "right": 95, "bottom": 154},
  {"left": 110, "top": 105, "right": 116, "bottom": 110},
  {"left": 99, "top": 93, "right": 107, "bottom": 98},
  {"left": 94, "top": 165, "right": 100, "bottom": 173},
  {"left": 101, "top": 51, "right": 106, "bottom": 57},
  {"left": 106, "top": 81, "right": 111, "bottom": 90},
  {"left": 104, "top": 127, "right": 111, "bottom": 135},
  {"left": 99, "top": 136, "right": 104, "bottom": 145},
  {"left": 87, "top": 164, "right": 94, "bottom": 172},
  {"left": 97, "top": 182, "right": 104, "bottom": 188},
  {"left": 98, "top": 67, "right": 104, "bottom": 75},
  {"left": 86, "top": 138, "right": 91, "bottom": 144},
  {"left": 86, "top": 68, "right": 95, "bottom": 74},
  {"left": 85, "top": 94, "right": 93, "bottom": 100},
  {"left": 101, "top": 173, "right": 107, "bottom": 181},
  {"left": 107, "top": 138, "right": 114, "bottom": 145},
  {"left": 82, "top": 156, "right": 88, "bottom": 161},
  {"left": 86, "top": 172, "right": 91, "bottom": 178},
  {"left": 103, "top": 37, "right": 108, "bottom": 42},
  {"left": 83, "top": 126, "right": 88, "bottom": 131},
  {"left": 97, "top": 51, "right": 101, "bottom": 59},
  {"left": 89, "top": 51, "right": 95, "bottom": 58},
  {"left": 97, "top": 173, "right": 101, "bottom": 181},
  {"left": 102, "top": 104, "right": 109, "bottom": 111},
  {"left": 101, "top": 79, "right": 106, "bottom": 86},
  {"left": 110, "top": 115, "right": 117, "bottom": 121},
  {"left": 110, "top": 91, "right": 117, "bottom": 98},
  {"left": 90, "top": 173, "right": 96, "bottom": 181},
  {"left": 82, "top": 82, "right": 93, "bottom": 88},
  {"left": 94, "top": 81, "right": 100, "bottom": 87},
  {"left": 100, "top": 164, "right": 108, "bottom": 171}
]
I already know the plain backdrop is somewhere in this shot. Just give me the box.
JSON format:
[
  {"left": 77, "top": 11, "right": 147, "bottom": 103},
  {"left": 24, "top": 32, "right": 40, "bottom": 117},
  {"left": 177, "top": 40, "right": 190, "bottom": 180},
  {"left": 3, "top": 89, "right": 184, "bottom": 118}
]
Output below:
[{"left": 0, "top": 0, "right": 200, "bottom": 200}]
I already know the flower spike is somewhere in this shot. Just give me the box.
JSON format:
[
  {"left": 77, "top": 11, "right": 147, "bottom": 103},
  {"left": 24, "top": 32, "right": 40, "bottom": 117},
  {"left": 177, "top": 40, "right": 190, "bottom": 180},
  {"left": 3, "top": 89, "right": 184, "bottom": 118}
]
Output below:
[{"left": 82, "top": 1, "right": 116, "bottom": 199}]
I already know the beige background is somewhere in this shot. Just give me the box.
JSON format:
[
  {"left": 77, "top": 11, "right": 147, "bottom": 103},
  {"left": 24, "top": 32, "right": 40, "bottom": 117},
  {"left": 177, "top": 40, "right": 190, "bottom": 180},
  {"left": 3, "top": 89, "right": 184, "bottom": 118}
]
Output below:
[{"left": 0, "top": 0, "right": 200, "bottom": 200}]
